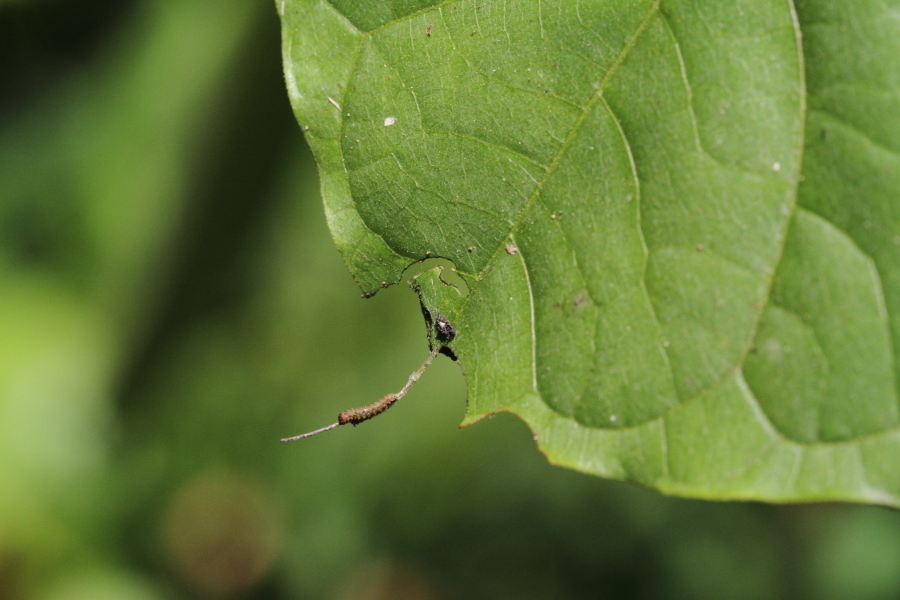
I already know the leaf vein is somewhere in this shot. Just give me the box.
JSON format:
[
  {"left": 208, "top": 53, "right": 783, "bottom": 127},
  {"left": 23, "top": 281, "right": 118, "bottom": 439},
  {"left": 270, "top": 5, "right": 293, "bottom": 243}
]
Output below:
[
  {"left": 732, "top": 0, "right": 807, "bottom": 382},
  {"left": 420, "top": 127, "right": 550, "bottom": 170},
  {"left": 512, "top": 234, "right": 539, "bottom": 393},
  {"left": 458, "top": 0, "right": 662, "bottom": 322},
  {"left": 812, "top": 106, "right": 900, "bottom": 158}
]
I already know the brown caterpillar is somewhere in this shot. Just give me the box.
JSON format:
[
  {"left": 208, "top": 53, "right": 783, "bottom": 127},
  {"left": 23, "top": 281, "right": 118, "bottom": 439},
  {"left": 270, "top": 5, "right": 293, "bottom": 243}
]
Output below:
[
  {"left": 281, "top": 343, "right": 446, "bottom": 442},
  {"left": 338, "top": 393, "right": 399, "bottom": 426}
]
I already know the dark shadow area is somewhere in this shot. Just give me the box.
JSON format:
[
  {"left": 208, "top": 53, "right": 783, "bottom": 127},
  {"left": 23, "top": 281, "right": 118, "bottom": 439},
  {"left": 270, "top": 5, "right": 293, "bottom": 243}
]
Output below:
[
  {"left": 113, "top": 6, "right": 302, "bottom": 414},
  {"left": 0, "top": 0, "right": 138, "bottom": 116}
]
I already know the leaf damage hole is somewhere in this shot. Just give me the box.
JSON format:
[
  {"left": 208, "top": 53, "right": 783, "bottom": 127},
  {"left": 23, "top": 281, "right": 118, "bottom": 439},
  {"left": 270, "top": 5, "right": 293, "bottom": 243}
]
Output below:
[{"left": 400, "top": 257, "right": 470, "bottom": 297}]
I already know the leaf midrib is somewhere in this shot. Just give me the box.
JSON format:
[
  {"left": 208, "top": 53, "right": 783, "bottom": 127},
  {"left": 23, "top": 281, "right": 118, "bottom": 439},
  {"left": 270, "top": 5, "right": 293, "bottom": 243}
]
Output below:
[
  {"left": 453, "top": 0, "right": 662, "bottom": 289},
  {"left": 333, "top": 0, "right": 662, "bottom": 282},
  {"left": 448, "top": 0, "right": 664, "bottom": 415}
]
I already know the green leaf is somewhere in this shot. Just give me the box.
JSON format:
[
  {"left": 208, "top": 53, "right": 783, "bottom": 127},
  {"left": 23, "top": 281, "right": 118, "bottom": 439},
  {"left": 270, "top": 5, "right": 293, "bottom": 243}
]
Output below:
[{"left": 279, "top": 0, "right": 900, "bottom": 506}]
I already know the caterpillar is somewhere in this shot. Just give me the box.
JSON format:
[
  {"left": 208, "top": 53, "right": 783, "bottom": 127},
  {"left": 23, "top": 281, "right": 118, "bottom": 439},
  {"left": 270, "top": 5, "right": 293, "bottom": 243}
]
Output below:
[
  {"left": 338, "top": 393, "right": 399, "bottom": 425},
  {"left": 281, "top": 343, "right": 444, "bottom": 442}
]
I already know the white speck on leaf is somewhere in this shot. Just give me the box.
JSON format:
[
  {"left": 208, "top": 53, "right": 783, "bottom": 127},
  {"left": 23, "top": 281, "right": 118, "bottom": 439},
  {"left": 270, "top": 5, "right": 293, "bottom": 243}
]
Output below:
[
  {"left": 384, "top": 116, "right": 396, "bottom": 126},
  {"left": 772, "top": 161, "right": 781, "bottom": 172},
  {"left": 327, "top": 96, "right": 341, "bottom": 110}
]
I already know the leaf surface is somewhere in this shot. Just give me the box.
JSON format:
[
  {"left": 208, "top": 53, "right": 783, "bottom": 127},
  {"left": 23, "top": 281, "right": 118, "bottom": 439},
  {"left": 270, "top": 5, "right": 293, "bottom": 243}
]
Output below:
[{"left": 280, "top": 0, "right": 900, "bottom": 505}]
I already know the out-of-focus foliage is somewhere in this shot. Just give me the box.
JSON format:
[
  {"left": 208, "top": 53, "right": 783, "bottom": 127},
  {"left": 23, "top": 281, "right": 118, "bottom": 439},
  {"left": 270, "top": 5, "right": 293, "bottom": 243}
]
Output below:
[{"left": 1, "top": 1, "right": 899, "bottom": 599}]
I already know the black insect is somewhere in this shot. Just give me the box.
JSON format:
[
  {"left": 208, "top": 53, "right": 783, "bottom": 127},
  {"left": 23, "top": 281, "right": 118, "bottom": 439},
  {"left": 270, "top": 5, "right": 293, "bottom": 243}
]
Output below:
[
  {"left": 281, "top": 311, "right": 457, "bottom": 443},
  {"left": 434, "top": 312, "right": 456, "bottom": 342}
]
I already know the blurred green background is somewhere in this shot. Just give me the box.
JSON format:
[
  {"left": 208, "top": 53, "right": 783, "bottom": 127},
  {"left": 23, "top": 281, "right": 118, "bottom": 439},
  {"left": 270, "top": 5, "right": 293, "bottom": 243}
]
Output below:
[{"left": 2, "top": 1, "right": 900, "bottom": 598}]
